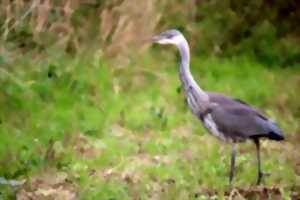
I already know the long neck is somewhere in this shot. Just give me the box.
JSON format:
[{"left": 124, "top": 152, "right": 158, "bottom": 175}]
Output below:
[{"left": 177, "top": 38, "right": 210, "bottom": 110}]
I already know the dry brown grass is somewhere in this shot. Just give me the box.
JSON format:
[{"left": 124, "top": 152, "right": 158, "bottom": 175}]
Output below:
[{"left": 0, "top": 0, "right": 162, "bottom": 58}]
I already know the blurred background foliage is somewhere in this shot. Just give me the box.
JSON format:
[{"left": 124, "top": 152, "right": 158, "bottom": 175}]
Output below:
[
  {"left": 1, "top": 0, "right": 300, "bottom": 66},
  {"left": 0, "top": 0, "right": 300, "bottom": 199}
]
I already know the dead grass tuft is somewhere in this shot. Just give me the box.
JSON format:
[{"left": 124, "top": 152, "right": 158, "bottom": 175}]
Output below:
[{"left": 17, "top": 172, "right": 77, "bottom": 200}]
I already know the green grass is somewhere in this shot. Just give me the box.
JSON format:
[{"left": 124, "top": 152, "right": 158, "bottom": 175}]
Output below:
[{"left": 0, "top": 49, "right": 299, "bottom": 199}]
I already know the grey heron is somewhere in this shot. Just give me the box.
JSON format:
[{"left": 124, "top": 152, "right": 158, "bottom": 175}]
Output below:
[{"left": 152, "top": 29, "right": 284, "bottom": 185}]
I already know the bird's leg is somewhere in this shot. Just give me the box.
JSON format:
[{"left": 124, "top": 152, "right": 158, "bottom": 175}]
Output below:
[
  {"left": 254, "top": 139, "right": 269, "bottom": 185},
  {"left": 229, "top": 144, "right": 236, "bottom": 184},
  {"left": 255, "top": 139, "right": 263, "bottom": 185}
]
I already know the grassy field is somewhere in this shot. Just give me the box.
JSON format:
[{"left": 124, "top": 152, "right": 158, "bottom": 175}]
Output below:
[{"left": 0, "top": 49, "right": 299, "bottom": 199}]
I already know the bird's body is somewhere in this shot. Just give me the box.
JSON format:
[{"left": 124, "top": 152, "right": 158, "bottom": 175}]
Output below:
[
  {"left": 203, "top": 92, "right": 284, "bottom": 142},
  {"left": 152, "top": 29, "right": 284, "bottom": 185}
]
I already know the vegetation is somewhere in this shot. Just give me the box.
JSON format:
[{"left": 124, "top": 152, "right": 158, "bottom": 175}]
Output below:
[{"left": 0, "top": 0, "right": 299, "bottom": 199}]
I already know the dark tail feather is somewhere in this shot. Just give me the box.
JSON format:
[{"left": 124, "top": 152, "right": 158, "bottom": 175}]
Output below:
[
  {"left": 269, "top": 131, "right": 284, "bottom": 141},
  {"left": 268, "top": 121, "right": 285, "bottom": 141}
]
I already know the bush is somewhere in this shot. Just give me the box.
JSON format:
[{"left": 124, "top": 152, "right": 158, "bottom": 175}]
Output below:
[{"left": 193, "top": 0, "right": 300, "bottom": 67}]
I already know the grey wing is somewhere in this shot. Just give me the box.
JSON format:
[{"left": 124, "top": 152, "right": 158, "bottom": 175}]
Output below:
[
  {"left": 207, "top": 93, "right": 284, "bottom": 141},
  {"left": 208, "top": 92, "right": 267, "bottom": 119}
]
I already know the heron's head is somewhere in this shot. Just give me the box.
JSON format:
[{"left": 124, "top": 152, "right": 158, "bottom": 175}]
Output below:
[{"left": 152, "top": 29, "right": 184, "bottom": 45}]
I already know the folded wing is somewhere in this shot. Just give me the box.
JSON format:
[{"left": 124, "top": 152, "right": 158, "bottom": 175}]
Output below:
[{"left": 206, "top": 92, "right": 284, "bottom": 141}]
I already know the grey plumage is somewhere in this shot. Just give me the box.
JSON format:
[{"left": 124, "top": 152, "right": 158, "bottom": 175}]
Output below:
[
  {"left": 206, "top": 92, "right": 284, "bottom": 142},
  {"left": 152, "top": 29, "right": 284, "bottom": 185}
]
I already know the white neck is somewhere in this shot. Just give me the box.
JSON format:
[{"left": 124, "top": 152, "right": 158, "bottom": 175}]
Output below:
[{"left": 174, "top": 35, "right": 210, "bottom": 109}]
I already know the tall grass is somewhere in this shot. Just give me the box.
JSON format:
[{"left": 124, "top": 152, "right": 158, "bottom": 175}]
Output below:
[
  {"left": 1, "top": 0, "right": 300, "bottom": 65},
  {"left": 0, "top": 49, "right": 299, "bottom": 198},
  {"left": 0, "top": 0, "right": 159, "bottom": 58},
  {"left": 0, "top": 0, "right": 300, "bottom": 199}
]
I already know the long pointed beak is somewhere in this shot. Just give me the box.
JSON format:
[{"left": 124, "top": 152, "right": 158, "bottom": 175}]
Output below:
[
  {"left": 151, "top": 35, "right": 161, "bottom": 43},
  {"left": 139, "top": 35, "right": 162, "bottom": 44},
  {"left": 140, "top": 36, "right": 158, "bottom": 43}
]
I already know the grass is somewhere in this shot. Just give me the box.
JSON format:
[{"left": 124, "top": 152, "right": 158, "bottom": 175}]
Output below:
[{"left": 0, "top": 49, "right": 299, "bottom": 199}]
